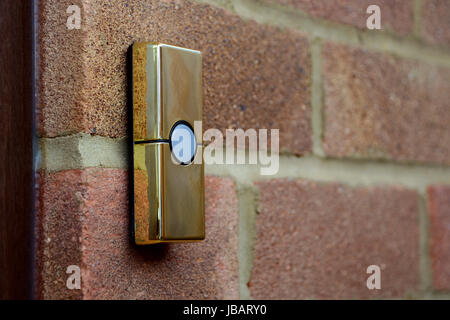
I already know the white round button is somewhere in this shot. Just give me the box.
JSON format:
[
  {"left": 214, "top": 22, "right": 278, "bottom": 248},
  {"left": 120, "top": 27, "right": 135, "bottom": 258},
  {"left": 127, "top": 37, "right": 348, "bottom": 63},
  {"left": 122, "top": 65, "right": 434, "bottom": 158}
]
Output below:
[{"left": 170, "top": 122, "right": 197, "bottom": 165}]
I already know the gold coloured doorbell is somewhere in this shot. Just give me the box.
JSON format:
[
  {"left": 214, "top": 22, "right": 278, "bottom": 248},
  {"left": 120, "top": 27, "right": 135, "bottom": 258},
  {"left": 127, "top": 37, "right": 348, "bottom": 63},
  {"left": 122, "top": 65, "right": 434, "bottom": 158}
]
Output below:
[{"left": 131, "top": 42, "right": 204, "bottom": 244}]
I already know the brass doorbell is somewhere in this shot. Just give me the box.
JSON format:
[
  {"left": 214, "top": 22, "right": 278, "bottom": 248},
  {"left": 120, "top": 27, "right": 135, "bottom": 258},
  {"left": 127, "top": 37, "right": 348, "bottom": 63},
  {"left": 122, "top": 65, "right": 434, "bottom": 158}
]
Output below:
[{"left": 131, "top": 42, "right": 204, "bottom": 245}]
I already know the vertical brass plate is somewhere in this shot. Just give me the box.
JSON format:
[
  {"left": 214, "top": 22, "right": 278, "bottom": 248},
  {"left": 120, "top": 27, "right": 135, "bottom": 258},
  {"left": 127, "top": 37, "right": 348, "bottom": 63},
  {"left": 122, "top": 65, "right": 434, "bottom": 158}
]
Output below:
[
  {"left": 161, "top": 145, "right": 205, "bottom": 240},
  {"left": 131, "top": 42, "right": 204, "bottom": 244}
]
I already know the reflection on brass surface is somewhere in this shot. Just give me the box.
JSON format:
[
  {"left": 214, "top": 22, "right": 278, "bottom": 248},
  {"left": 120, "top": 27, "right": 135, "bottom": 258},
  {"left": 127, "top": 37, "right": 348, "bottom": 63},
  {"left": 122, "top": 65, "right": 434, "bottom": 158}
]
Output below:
[
  {"left": 134, "top": 169, "right": 150, "bottom": 243},
  {"left": 132, "top": 42, "right": 204, "bottom": 244},
  {"left": 132, "top": 43, "right": 148, "bottom": 141},
  {"left": 160, "top": 45, "right": 203, "bottom": 143},
  {"left": 134, "top": 144, "right": 161, "bottom": 243}
]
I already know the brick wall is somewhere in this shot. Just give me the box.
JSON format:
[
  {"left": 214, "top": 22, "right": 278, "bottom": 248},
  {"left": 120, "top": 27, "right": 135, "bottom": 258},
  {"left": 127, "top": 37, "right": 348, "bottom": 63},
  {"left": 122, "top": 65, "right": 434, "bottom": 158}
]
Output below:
[{"left": 36, "top": 0, "right": 450, "bottom": 299}]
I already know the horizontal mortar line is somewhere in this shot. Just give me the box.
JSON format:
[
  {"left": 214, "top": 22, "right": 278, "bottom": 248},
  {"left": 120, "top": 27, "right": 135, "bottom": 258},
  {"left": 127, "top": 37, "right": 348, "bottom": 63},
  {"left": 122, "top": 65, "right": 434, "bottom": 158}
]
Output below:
[
  {"left": 205, "top": 154, "right": 450, "bottom": 192},
  {"left": 39, "top": 133, "right": 129, "bottom": 172},
  {"left": 39, "top": 134, "right": 450, "bottom": 191},
  {"left": 226, "top": 0, "right": 450, "bottom": 67}
]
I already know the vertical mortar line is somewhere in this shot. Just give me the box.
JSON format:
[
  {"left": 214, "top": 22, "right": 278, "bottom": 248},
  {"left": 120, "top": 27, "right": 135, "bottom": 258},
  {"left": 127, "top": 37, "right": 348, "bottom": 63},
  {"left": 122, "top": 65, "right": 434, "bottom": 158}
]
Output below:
[
  {"left": 418, "top": 189, "right": 432, "bottom": 298},
  {"left": 419, "top": 189, "right": 450, "bottom": 300},
  {"left": 413, "top": 0, "right": 422, "bottom": 39},
  {"left": 310, "top": 38, "right": 325, "bottom": 157},
  {"left": 236, "top": 183, "right": 259, "bottom": 300}
]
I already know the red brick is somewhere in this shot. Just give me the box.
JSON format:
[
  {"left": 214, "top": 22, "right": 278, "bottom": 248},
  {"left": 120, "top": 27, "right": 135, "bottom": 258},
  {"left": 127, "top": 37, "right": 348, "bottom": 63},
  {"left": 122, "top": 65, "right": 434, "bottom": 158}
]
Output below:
[
  {"left": 37, "top": 170, "right": 239, "bottom": 299},
  {"left": 427, "top": 185, "right": 450, "bottom": 291},
  {"left": 251, "top": 179, "right": 420, "bottom": 299},
  {"left": 36, "top": 170, "right": 84, "bottom": 299},
  {"left": 37, "top": 0, "right": 86, "bottom": 136},
  {"left": 322, "top": 43, "right": 450, "bottom": 165},
  {"left": 39, "top": 0, "right": 312, "bottom": 154},
  {"left": 422, "top": 0, "right": 450, "bottom": 46},
  {"left": 267, "top": 0, "right": 413, "bottom": 35}
]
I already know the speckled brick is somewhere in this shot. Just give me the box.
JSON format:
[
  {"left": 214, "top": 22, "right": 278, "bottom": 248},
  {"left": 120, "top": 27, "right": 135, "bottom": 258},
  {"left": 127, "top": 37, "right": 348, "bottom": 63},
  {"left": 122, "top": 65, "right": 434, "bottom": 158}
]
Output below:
[
  {"left": 39, "top": 0, "right": 312, "bottom": 154},
  {"left": 422, "top": 0, "right": 450, "bottom": 46},
  {"left": 266, "top": 0, "right": 413, "bottom": 35},
  {"left": 36, "top": 170, "right": 84, "bottom": 299},
  {"left": 37, "top": 170, "right": 239, "bottom": 299},
  {"left": 427, "top": 185, "right": 450, "bottom": 291},
  {"left": 251, "top": 179, "right": 420, "bottom": 299},
  {"left": 322, "top": 43, "right": 450, "bottom": 165},
  {"left": 37, "top": 0, "right": 86, "bottom": 136}
]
